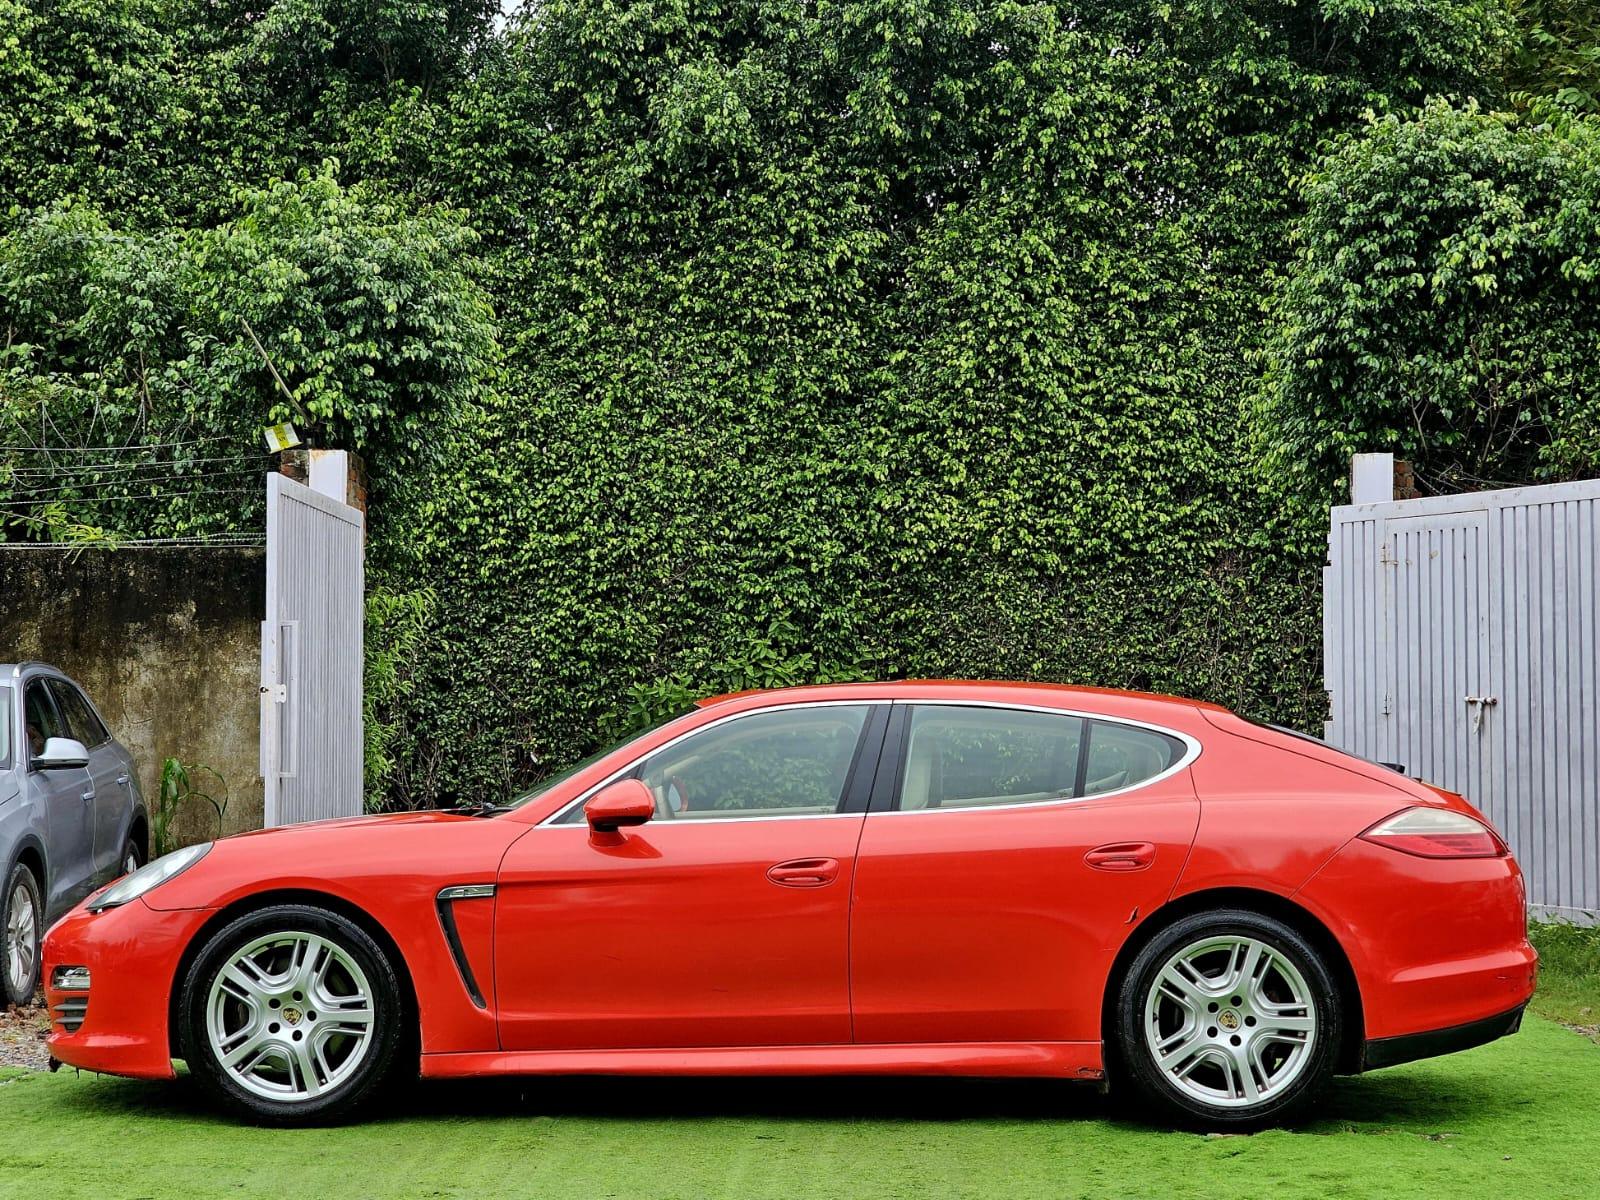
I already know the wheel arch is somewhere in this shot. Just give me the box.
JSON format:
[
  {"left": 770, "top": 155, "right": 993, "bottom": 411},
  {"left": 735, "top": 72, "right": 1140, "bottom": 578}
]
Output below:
[
  {"left": 1101, "top": 886, "right": 1366, "bottom": 1075},
  {"left": 165, "top": 888, "right": 421, "bottom": 1065},
  {"left": 9, "top": 834, "right": 47, "bottom": 900}
]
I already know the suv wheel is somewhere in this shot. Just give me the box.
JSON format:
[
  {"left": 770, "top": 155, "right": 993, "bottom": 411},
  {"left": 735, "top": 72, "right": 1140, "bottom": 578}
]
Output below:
[{"left": 2, "top": 862, "right": 43, "bottom": 1006}]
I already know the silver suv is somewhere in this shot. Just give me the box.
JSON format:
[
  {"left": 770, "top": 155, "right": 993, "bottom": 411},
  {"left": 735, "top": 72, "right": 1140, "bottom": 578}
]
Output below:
[{"left": 2, "top": 663, "right": 147, "bottom": 1005}]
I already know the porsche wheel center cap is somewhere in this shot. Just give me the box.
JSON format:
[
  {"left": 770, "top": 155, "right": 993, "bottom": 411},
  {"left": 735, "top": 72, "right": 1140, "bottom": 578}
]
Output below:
[
  {"left": 1218, "top": 1009, "right": 1241, "bottom": 1032},
  {"left": 282, "top": 1006, "right": 304, "bottom": 1026}
]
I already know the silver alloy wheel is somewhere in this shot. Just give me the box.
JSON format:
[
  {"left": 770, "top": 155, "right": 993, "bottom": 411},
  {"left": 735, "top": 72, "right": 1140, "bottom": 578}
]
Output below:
[
  {"left": 205, "top": 931, "right": 377, "bottom": 1103},
  {"left": 1143, "top": 934, "right": 1317, "bottom": 1109},
  {"left": 122, "top": 848, "right": 140, "bottom": 878},
  {"left": 5, "top": 882, "right": 36, "bottom": 999}
]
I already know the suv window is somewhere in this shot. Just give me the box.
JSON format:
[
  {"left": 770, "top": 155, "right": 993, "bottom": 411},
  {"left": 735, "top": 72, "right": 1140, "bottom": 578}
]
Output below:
[
  {"left": 558, "top": 705, "right": 872, "bottom": 822},
  {"left": 1081, "top": 721, "right": 1184, "bottom": 795},
  {"left": 899, "top": 706, "right": 1085, "bottom": 810},
  {"left": 0, "top": 686, "right": 11, "bottom": 769},
  {"left": 23, "top": 680, "right": 67, "bottom": 760},
  {"left": 47, "top": 678, "right": 110, "bottom": 748}
]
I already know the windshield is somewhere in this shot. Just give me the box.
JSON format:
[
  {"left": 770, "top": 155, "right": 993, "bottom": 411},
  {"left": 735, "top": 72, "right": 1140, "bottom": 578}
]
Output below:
[{"left": 504, "top": 706, "right": 697, "bottom": 810}]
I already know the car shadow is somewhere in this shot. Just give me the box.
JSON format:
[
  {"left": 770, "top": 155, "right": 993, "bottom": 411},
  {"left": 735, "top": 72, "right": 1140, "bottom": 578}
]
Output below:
[{"left": 43, "top": 1065, "right": 1533, "bottom": 1132}]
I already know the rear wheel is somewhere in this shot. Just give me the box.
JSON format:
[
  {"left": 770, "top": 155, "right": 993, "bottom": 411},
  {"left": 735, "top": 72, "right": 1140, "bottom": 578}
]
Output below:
[
  {"left": 1114, "top": 909, "right": 1341, "bottom": 1129},
  {"left": 119, "top": 835, "right": 145, "bottom": 880},
  {"left": 2, "top": 863, "right": 43, "bottom": 1006},
  {"left": 180, "top": 905, "right": 403, "bottom": 1124}
]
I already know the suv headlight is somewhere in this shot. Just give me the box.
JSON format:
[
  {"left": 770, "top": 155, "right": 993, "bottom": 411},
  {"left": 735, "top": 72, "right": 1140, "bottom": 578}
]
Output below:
[{"left": 87, "top": 843, "right": 211, "bottom": 912}]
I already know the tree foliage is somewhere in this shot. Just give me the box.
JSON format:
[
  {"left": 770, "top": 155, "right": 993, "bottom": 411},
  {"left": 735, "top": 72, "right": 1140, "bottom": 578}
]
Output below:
[{"left": 1261, "top": 101, "right": 1600, "bottom": 499}]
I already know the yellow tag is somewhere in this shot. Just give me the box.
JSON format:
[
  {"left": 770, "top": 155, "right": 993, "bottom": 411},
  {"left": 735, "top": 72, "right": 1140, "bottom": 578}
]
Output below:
[{"left": 262, "top": 422, "right": 302, "bottom": 453}]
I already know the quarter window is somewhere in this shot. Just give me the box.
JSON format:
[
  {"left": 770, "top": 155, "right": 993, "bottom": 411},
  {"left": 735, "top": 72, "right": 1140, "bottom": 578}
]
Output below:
[
  {"left": 557, "top": 705, "right": 872, "bottom": 822},
  {"left": 1082, "top": 720, "right": 1184, "bottom": 795},
  {"left": 0, "top": 686, "right": 11, "bottom": 770},
  {"left": 47, "top": 679, "right": 110, "bottom": 748}
]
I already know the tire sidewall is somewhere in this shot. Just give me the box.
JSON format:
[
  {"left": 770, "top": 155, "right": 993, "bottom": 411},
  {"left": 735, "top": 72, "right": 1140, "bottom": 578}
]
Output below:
[
  {"left": 2, "top": 862, "right": 43, "bottom": 1006},
  {"left": 180, "top": 904, "right": 402, "bottom": 1124},
  {"left": 1115, "top": 908, "right": 1342, "bottom": 1129}
]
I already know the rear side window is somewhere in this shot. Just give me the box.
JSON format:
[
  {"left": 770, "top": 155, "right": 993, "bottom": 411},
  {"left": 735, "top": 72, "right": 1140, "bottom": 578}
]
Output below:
[
  {"left": 0, "top": 686, "right": 11, "bottom": 769},
  {"left": 900, "top": 707, "right": 1085, "bottom": 810},
  {"left": 48, "top": 679, "right": 110, "bottom": 748},
  {"left": 897, "top": 706, "right": 1187, "bottom": 811},
  {"left": 1082, "top": 721, "right": 1185, "bottom": 795}
]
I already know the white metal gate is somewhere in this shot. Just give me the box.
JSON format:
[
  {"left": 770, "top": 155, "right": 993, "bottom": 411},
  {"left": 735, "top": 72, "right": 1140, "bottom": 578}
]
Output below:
[
  {"left": 1325, "top": 471, "right": 1600, "bottom": 920},
  {"left": 260, "top": 471, "right": 365, "bottom": 826}
]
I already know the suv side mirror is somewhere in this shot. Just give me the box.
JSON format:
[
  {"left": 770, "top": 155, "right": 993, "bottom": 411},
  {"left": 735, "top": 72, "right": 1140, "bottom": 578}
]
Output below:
[
  {"left": 35, "top": 736, "right": 90, "bottom": 770},
  {"left": 584, "top": 779, "right": 655, "bottom": 840}
]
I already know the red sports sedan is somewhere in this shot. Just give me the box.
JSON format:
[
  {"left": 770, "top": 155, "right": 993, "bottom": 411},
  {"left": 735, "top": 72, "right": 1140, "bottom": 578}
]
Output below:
[{"left": 41, "top": 681, "right": 1536, "bottom": 1126}]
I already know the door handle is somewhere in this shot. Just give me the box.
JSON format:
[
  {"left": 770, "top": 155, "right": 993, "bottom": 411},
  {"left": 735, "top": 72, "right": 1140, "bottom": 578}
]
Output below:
[
  {"left": 767, "top": 858, "right": 840, "bottom": 888},
  {"left": 1084, "top": 842, "right": 1156, "bottom": 872},
  {"left": 115, "top": 774, "right": 131, "bottom": 787},
  {"left": 80, "top": 789, "right": 95, "bottom": 803}
]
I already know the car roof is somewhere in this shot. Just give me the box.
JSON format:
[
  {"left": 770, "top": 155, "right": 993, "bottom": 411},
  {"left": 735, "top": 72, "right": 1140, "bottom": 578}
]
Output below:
[{"left": 696, "top": 679, "right": 1230, "bottom": 716}]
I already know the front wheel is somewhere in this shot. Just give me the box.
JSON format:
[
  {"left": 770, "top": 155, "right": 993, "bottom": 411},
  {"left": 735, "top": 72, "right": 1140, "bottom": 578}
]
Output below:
[
  {"left": 179, "top": 904, "right": 404, "bottom": 1124},
  {"left": 1114, "top": 909, "right": 1341, "bottom": 1129},
  {"left": 2, "top": 863, "right": 43, "bottom": 1006}
]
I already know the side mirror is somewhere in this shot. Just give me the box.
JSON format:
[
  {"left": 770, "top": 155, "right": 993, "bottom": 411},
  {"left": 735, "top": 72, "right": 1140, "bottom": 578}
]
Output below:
[
  {"left": 584, "top": 779, "right": 655, "bottom": 839},
  {"left": 35, "top": 736, "right": 90, "bottom": 770}
]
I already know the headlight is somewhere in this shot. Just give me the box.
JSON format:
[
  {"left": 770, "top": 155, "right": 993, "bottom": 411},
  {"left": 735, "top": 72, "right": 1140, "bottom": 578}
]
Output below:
[{"left": 87, "top": 843, "right": 212, "bottom": 912}]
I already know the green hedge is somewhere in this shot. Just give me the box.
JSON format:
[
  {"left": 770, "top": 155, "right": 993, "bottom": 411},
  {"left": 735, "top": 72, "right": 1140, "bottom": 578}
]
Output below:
[{"left": 2, "top": 1, "right": 1566, "bottom": 808}]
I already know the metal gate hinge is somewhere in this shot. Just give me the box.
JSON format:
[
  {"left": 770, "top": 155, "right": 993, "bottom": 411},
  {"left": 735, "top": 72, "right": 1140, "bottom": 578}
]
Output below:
[{"left": 259, "top": 684, "right": 287, "bottom": 703}]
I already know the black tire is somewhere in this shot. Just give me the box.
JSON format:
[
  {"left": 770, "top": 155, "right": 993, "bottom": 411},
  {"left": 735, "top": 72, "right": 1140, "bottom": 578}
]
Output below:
[
  {"left": 179, "top": 904, "right": 404, "bottom": 1124},
  {"left": 118, "top": 834, "right": 146, "bottom": 880},
  {"left": 1113, "top": 908, "right": 1341, "bottom": 1130},
  {"left": 2, "top": 862, "right": 43, "bottom": 1006}
]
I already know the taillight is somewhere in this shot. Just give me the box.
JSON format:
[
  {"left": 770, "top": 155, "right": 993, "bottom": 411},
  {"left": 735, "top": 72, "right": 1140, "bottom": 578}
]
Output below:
[{"left": 1359, "top": 807, "right": 1507, "bottom": 859}]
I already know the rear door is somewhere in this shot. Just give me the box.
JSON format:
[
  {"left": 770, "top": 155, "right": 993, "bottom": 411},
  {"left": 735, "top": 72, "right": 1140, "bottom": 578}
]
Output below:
[
  {"left": 849, "top": 702, "right": 1201, "bottom": 1045},
  {"left": 22, "top": 679, "right": 95, "bottom": 914},
  {"left": 47, "top": 678, "right": 129, "bottom": 882}
]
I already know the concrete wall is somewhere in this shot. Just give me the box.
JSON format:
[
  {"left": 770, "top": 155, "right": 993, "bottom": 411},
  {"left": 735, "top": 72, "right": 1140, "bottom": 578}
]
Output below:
[{"left": 0, "top": 547, "right": 265, "bottom": 843}]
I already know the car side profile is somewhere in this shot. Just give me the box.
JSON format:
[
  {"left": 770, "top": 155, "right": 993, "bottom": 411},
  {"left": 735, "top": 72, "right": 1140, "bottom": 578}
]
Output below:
[
  {"left": 43, "top": 681, "right": 1535, "bottom": 1128},
  {"left": 3, "top": 662, "right": 148, "bottom": 1006}
]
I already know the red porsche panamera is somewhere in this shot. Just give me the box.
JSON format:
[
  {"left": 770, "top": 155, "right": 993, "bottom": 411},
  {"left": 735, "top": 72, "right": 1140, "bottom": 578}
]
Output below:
[{"left": 41, "top": 681, "right": 1535, "bottom": 1126}]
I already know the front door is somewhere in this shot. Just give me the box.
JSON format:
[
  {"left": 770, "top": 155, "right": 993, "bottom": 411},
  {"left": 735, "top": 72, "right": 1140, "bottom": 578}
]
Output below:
[
  {"left": 494, "top": 703, "right": 884, "bottom": 1050},
  {"left": 47, "top": 678, "right": 127, "bottom": 882},
  {"left": 850, "top": 703, "right": 1201, "bottom": 1044},
  {"left": 22, "top": 680, "right": 94, "bottom": 917}
]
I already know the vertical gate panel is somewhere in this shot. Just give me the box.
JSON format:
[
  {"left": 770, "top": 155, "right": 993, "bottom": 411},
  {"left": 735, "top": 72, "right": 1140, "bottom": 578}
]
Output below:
[
  {"left": 261, "top": 472, "right": 365, "bottom": 827},
  {"left": 1327, "top": 476, "right": 1600, "bottom": 920}
]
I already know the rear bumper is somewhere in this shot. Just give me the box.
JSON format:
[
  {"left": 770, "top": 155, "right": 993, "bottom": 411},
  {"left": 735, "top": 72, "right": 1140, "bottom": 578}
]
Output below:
[{"left": 1362, "top": 1003, "right": 1526, "bottom": 1071}]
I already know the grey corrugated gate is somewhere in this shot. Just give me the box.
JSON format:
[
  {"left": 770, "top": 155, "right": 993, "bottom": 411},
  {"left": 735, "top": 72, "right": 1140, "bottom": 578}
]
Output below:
[
  {"left": 260, "top": 471, "right": 365, "bottom": 826},
  {"left": 1325, "top": 467, "right": 1600, "bottom": 921}
]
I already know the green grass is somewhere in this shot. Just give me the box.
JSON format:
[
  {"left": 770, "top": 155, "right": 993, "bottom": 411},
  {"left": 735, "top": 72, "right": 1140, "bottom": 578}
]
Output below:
[
  {"left": 0, "top": 1014, "right": 1595, "bottom": 1200},
  {"left": 1, "top": 924, "right": 1593, "bottom": 1200},
  {"left": 1529, "top": 920, "right": 1600, "bottom": 1042}
]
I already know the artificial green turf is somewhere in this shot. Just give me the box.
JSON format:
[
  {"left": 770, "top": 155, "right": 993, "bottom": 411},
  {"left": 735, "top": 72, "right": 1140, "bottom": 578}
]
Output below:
[{"left": 0, "top": 1015, "right": 1595, "bottom": 1200}]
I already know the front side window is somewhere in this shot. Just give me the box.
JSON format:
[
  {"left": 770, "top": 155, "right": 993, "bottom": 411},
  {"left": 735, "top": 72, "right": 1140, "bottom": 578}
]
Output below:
[
  {"left": 47, "top": 679, "right": 110, "bottom": 748},
  {"left": 557, "top": 705, "right": 872, "bottom": 822},
  {"left": 897, "top": 705, "right": 1188, "bottom": 810},
  {"left": 22, "top": 680, "right": 66, "bottom": 760},
  {"left": 900, "top": 706, "right": 1085, "bottom": 810}
]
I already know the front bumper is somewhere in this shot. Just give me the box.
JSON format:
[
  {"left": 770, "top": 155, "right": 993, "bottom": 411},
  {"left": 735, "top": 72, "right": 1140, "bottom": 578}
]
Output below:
[
  {"left": 1362, "top": 1003, "right": 1527, "bottom": 1071},
  {"left": 42, "top": 898, "right": 213, "bottom": 1079}
]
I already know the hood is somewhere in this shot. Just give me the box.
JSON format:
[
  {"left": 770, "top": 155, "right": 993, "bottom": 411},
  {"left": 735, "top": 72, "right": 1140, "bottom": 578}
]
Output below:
[{"left": 225, "top": 809, "right": 490, "bottom": 841}]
